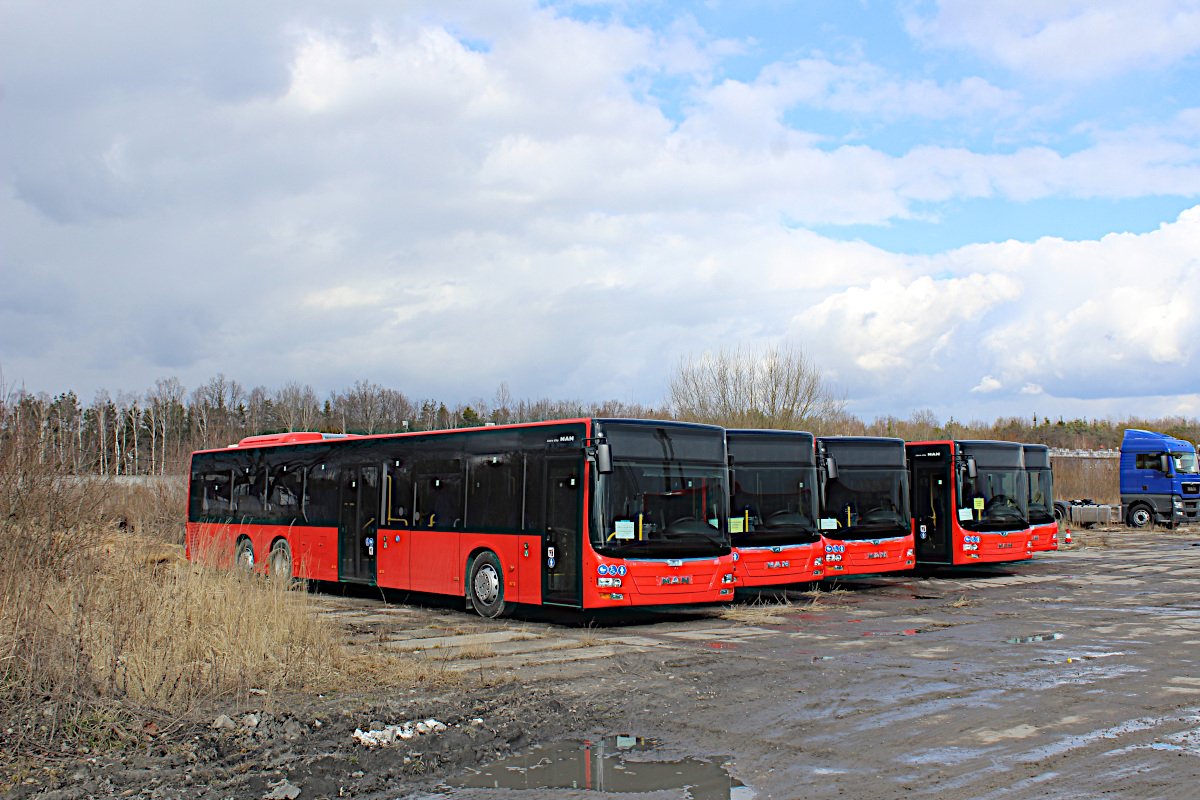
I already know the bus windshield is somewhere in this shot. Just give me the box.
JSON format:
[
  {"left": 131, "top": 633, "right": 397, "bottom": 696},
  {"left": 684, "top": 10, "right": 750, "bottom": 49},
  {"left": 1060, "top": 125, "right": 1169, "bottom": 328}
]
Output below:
[
  {"left": 730, "top": 465, "right": 820, "bottom": 546},
  {"left": 821, "top": 468, "right": 910, "bottom": 541},
  {"left": 1027, "top": 467, "right": 1054, "bottom": 525},
  {"left": 960, "top": 468, "right": 1028, "bottom": 532},
  {"left": 595, "top": 463, "right": 729, "bottom": 557},
  {"left": 1172, "top": 451, "right": 1198, "bottom": 474}
]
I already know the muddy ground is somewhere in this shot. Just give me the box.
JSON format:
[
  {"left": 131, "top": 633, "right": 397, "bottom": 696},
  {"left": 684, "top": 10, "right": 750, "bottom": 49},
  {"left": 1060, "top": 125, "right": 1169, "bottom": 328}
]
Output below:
[{"left": 7, "top": 527, "right": 1200, "bottom": 800}]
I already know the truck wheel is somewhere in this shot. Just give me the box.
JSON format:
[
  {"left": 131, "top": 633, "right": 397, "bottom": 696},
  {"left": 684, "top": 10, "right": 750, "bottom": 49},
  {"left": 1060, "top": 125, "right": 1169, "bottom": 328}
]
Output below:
[
  {"left": 468, "top": 551, "right": 509, "bottom": 619},
  {"left": 1053, "top": 504, "right": 1067, "bottom": 522},
  {"left": 1127, "top": 505, "right": 1153, "bottom": 529}
]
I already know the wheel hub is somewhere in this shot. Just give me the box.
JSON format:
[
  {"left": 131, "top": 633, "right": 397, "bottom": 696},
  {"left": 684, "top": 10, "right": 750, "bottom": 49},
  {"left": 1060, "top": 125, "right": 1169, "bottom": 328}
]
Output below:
[{"left": 474, "top": 565, "right": 500, "bottom": 605}]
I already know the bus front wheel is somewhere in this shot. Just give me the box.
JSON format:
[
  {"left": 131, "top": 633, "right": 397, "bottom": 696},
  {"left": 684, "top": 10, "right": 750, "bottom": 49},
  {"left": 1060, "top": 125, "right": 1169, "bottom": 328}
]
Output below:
[
  {"left": 469, "top": 551, "right": 508, "bottom": 619},
  {"left": 1127, "top": 504, "right": 1153, "bottom": 529}
]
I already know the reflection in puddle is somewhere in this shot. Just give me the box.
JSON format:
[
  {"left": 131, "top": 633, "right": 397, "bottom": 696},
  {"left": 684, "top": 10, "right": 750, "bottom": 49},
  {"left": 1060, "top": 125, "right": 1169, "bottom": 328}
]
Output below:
[
  {"left": 1005, "top": 633, "right": 1064, "bottom": 643},
  {"left": 448, "top": 736, "right": 754, "bottom": 799}
]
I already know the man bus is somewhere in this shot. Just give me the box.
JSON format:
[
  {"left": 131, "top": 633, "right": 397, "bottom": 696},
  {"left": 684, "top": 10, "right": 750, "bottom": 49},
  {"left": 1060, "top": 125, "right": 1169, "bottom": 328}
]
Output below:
[
  {"left": 906, "top": 440, "right": 1032, "bottom": 566},
  {"left": 815, "top": 437, "right": 915, "bottom": 577},
  {"left": 725, "top": 429, "right": 824, "bottom": 585},
  {"left": 187, "top": 418, "right": 736, "bottom": 617},
  {"left": 1023, "top": 444, "right": 1058, "bottom": 552}
]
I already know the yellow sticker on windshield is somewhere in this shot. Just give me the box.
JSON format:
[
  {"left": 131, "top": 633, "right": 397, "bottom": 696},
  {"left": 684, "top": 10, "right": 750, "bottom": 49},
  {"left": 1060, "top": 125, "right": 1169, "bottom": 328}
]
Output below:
[{"left": 973, "top": 497, "right": 985, "bottom": 510}]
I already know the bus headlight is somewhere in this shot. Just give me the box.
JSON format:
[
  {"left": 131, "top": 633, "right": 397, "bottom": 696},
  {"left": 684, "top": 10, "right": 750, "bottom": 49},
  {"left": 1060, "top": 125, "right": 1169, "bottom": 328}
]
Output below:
[
  {"left": 906, "top": 549, "right": 914, "bottom": 557},
  {"left": 722, "top": 573, "right": 735, "bottom": 583}
]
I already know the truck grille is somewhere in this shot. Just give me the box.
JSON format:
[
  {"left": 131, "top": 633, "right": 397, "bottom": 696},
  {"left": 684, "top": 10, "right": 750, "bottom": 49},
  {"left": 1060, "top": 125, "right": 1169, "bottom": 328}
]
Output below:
[{"left": 1184, "top": 482, "right": 1200, "bottom": 495}]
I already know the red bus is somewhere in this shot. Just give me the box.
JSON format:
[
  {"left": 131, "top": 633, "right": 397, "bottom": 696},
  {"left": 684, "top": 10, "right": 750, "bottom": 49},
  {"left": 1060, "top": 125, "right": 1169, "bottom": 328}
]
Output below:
[
  {"left": 725, "top": 429, "right": 824, "bottom": 585},
  {"left": 815, "top": 437, "right": 915, "bottom": 577},
  {"left": 906, "top": 440, "right": 1032, "bottom": 566},
  {"left": 1023, "top": 444, "right": 1058, "bottom": 552},
  {"left": 186, "top": 418, "right": 736, "bottom": 617}
]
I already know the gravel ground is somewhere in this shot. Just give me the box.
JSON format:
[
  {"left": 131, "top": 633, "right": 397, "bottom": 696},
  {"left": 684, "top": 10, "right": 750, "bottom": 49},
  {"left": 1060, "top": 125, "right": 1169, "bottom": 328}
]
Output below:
[{"left": 6, "top": 527, "right": 1199, "bottom": 800}]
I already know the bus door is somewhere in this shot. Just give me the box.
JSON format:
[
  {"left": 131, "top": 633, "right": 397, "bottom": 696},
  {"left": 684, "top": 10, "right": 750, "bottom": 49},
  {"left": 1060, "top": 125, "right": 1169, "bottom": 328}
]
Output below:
[
  {"left": 912, "top": 461, "right": 950, "bottom": 563},
  {"left": 339, "top": 465, "right": 379, "bottom": 583},
  {"left": 543, "top": 454, "right": 582, "bottom": 607}
]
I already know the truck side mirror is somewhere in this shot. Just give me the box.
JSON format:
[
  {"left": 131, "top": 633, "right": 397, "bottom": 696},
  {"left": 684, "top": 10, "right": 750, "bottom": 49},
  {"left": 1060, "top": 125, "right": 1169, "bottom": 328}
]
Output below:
[
  {"left": 826, "top": 457, "right": 838, "bottom": 481},
  {"left": 966, "top": 456, "right": 977, "bottom": 479},
  {"left": 1161, "top": 453, "right": 1173, "bottom": 476},
  {"left": 596, "top": 443, "right": 613, "bottom": 475}
]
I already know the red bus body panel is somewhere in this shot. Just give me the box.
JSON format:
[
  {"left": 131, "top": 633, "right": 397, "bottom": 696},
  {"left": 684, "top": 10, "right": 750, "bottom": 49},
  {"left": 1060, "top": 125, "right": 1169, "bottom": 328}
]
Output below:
[
  {"left": 731, "top": 542, "right": 822, "bottom": 586},
  {"left": 1028, "top": 521, "right": 1058, "bottom": 552},
  {"left": 820, "top": 533, "right": 915, "bottom": 578}
]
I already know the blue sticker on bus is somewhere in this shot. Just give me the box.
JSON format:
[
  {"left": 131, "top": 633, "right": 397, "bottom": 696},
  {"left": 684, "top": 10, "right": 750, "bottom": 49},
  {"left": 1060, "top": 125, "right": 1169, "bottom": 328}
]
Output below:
[
  {"left": 598, "top": 564, "right": 609, "bottom": 575},
  {"left": 616, "top": 565, "right": 627, "bottom": 575},
  {"left": 548, "top": 557, "right": 556, "bottom": 568}
]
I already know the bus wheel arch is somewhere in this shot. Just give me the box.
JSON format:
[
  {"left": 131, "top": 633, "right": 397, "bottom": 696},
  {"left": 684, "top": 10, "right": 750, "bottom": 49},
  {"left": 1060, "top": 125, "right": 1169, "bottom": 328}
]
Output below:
[
  {"left": 467, "top": 549, "right": 508, "bottom": 619},
  {"left": 234, "top": 536, "right": 255, "bottom": 572},
  {"left": 268, "top": 537, "right": 293, "bottom": 581},
  {"left": 1127, "top": 504, "right": 1153, "bottom": 529}
]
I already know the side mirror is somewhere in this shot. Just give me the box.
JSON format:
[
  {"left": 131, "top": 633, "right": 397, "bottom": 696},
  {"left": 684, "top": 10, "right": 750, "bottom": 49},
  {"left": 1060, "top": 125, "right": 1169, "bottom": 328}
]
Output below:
[
  {"left": 1161, "top": 454, "right": 1173, "bottom": 476},
  {"left": 826, "top": 456, "right": 838, "bottom": 481},
  {"left": 596, "top": 443, "right": 613, "bottom": 475},
  {"left": 966, "top": 456, "right": 977, "bottom": 479}
]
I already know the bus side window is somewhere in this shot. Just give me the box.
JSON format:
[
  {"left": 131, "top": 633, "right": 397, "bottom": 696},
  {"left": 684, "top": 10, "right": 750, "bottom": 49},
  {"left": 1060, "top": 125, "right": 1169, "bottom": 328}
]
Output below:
[
  {"left": 414, "top": 460, "right": 462, "bottom": 529},
  {"left": 232, "top": 468, "right": 266, "bottom": 516},
  {"left": 305, "top": 463, "right": 340, "bottom": 524},
  {"left": 386, "top": 461, "right": 413, "bottom": 525},
  {"left": 466, "top": 454, "right": 522, "bottom": 531},
  {"left": 266, "top": 465, "right": 303, "bottom": 521},
  {"left": 198, "top": 471, "right": 231, "bottom": 516}
]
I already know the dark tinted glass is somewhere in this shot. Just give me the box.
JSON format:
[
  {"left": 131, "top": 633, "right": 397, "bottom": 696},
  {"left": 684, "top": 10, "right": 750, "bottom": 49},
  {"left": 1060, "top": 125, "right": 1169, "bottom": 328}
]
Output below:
[
  {"left": 415, "top": 458, "right": 463, "bottom": 529},
  {"left": 960, "top": 441, "right": 1023, "bottom": 468},
  {"left": 466, "top": 453, "right": 523, "bottom": 530},
  {"left": 1022, "top": 445, "right": 1050, "bottom": 469},
  {"left": 600, "top": 422, "right": 725, "bottom": 463},
  {"left": 820, "top": 438, "right": 906, "bottom": 467},
  {"left": 727, "top": 432, "right": 815, "bottom": 465},
  {"left": 306, "top": 462, "right": 340, "bottom": 523},
  {"left": 232, "top": 466, "right": 265, "bottom": 516}
]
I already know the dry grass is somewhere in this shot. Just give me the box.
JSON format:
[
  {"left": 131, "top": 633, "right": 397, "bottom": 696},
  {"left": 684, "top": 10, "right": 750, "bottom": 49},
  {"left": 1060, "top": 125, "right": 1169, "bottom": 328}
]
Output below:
[
  {"left": 719, "top": 597, "right": 809, "bottom": 625},
  {"left": 948, "top": 596, "right": 973, "bottom": 608},
  {"left": 1051, "top": 457, "right": 1118, "bottom": 504},
  {"left": 0, "top": 441, "right": 441, "bottom": 768}
]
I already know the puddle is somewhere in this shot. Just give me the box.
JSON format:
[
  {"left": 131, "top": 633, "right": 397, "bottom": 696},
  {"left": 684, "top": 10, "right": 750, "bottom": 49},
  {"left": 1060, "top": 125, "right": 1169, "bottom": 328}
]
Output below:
[
  {"left": 1005, "top": 633, "right": 1064, "bottom": 644},
  {"left": 448, "top": 736, "right": 754, "bottom": 799}
]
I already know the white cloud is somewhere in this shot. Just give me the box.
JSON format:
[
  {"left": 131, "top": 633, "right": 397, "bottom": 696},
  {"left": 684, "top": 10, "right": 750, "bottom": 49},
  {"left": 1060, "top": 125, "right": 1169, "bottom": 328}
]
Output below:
[
  {"left": 972, "top": 376, "right": 1003, "bottom": 393},
  {"left": 908, "top": 0, "right": 1200, "bottom": 80}
]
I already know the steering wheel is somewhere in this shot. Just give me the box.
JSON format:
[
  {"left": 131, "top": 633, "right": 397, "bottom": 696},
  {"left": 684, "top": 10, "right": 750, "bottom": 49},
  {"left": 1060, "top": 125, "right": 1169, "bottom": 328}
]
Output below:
[
  {"left": 859, "top": 508, "right": 897, "bottom": 523},
  {"left": 984, "top": 495, "right": 1013, "bottom": 512}
]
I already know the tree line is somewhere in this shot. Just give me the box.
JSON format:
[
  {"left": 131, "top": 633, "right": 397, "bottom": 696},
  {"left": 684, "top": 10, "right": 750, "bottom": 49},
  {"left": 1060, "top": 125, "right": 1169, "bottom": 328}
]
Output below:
[{"left": 2, "top": 343, "right": 1197, "bottom": 477}]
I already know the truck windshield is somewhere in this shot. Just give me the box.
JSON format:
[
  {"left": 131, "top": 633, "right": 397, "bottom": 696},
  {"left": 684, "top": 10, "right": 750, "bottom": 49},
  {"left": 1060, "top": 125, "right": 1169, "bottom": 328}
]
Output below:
[
  {"left": 821, "top": 468, "right": 910, "bottom": 541},
  {"left": 1172, "top": 451, "right": 1198, "bottom": 473},
  {"left": 1027, "top": 467, "right": 1054, "bottom": 525},
  {"left": 960, "top": 468, "right": 1028, "bottom": 531},
  {"left": 730, "top": 465, "right": 820, "bottom": 546},
  {"left": 595, "top": 463, "right": 729, "bottom": 557}
]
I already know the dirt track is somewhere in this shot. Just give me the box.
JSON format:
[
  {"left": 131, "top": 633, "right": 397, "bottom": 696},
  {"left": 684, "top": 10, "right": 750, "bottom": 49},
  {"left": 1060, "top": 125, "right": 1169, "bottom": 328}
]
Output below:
[{"left": 11, "top": 527, "right": 1200, "bottom": 800}]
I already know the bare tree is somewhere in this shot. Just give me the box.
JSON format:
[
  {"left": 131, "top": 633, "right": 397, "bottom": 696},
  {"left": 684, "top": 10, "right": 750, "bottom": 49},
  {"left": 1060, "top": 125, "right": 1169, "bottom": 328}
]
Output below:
[
  {"left": 275, "top": 381, "right": 320, "bottom": 432},
  {"left": 667, "top": 341, "right": 845, "bottom": 432}
]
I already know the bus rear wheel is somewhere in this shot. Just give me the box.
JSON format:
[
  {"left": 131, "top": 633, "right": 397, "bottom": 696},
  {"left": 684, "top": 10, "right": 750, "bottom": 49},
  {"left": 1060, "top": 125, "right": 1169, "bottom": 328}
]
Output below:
[
  {"left": 268, "top": 539, "right": 293, "bottom": 581},
  {"left": 469, "top": 551, "right": 508, "bottom": 619},
  {"left": 234, "top": 538, "right": 255, "bottom": 572}
]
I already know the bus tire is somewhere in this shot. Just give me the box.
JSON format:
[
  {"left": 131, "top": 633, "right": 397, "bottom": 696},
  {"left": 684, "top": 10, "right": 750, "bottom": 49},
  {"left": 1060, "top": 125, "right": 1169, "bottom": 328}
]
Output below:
[
  {"left": 234, "top": 537, "right": 255, "bottom": 572},
  {"left": 1127, "top": 504, "right": 1153, "bottom": 529},
  {"left": 268, "top": 538, "right": 293, "bottom": 582},
  {"left": 468, "top": 551, "right": 508, "bottom": 619}
]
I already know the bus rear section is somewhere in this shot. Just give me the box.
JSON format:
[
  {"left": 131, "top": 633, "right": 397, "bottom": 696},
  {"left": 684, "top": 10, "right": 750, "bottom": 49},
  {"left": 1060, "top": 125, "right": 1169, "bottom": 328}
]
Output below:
[
  {"left": 186, "top": 418, "right": 735, "bottom": 618},
  {"left": 724, "top": 429, "right": 823, "bottom": 586},
  {"left": 816, "top": 437, "right": 915, "bottom": 577},
  {"left": 906, "top": 440, "right": 1032, "bottom": 566},
  {"left": 1023, "top": 444, "right": 1058, "bottom": 552}
]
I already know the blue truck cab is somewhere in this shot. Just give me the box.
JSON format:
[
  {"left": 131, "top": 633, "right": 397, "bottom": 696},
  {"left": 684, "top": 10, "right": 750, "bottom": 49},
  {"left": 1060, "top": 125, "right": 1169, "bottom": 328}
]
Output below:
[{"left": 1120, "top": 429, "right": 1200, "bottom": 528}]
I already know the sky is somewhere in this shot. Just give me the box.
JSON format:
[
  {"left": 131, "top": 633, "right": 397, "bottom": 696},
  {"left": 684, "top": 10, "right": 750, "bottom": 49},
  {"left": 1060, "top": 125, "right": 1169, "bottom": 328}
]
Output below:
[{"left": 4, "top": 0, "right": 1200, "bottom": 422}]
